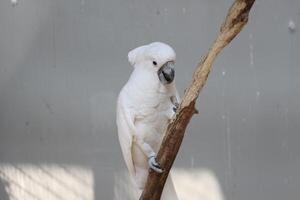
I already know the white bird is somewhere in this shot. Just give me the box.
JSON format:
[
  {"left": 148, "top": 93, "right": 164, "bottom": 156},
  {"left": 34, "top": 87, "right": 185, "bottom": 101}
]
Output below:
[{"left": 116, "top": 42, "right": 180, "bottom": 199}]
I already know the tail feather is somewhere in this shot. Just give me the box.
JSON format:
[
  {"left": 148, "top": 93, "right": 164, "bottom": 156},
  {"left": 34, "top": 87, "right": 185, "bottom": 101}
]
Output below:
[
  {"left": 161, "top": 174, "right": 179, "bottom": 200},
  {"left": 114, "top": 170, "right": 178, "bottom": 200}
]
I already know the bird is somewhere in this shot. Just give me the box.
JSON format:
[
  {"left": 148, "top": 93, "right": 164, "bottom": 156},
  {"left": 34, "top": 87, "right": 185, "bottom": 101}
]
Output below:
[{"left": 116, "top": 42, "right": 180, "bottom": 199}]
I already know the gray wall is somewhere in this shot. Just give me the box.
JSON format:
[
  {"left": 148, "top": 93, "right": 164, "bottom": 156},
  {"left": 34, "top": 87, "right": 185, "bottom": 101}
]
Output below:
[{"left": 0, "top": 0, "right": 300, "bottom": 199}]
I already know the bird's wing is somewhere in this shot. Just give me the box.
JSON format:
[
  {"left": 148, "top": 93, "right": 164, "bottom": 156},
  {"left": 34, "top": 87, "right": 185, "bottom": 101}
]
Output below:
[{"left": 116, "top": 100, "right": 136, "bottom": 177}]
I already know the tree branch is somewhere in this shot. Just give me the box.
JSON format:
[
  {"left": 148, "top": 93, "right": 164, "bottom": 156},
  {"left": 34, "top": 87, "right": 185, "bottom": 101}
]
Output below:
[{"left": 139, "top": 0, "right": 256, "bottom": 199}]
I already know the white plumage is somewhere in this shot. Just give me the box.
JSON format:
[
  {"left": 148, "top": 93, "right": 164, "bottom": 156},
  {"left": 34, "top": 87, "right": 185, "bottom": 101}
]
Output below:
[{"left": 116, "top": 42, "right": 180, "bottom": 199}]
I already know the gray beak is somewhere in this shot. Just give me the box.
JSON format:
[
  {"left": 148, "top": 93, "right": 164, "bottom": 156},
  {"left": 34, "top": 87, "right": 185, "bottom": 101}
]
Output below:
[{"left": 157, "top": 61, "right": 175, "bottom": 85}]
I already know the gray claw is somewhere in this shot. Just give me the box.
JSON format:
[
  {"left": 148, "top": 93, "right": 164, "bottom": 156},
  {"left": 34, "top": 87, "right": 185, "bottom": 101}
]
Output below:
[
  {"left": 170, "top": 96, "right": 179, "bottom": 113},
  {"left": 173, "top": 103, "right": 179, "bottom": 113},
  {"left": 148, "top": 156, "right": 163, "bottom": 173}
]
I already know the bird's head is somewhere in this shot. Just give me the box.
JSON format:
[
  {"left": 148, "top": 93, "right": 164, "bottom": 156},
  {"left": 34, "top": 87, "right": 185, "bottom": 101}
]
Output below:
[{"left": 128, "top": 42, "right": 176, "bottom": 85}]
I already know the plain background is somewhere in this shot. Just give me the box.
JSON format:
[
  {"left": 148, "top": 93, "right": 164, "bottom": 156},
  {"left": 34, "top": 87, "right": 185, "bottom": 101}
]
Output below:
[{"left": 0, "top": 0, "right": 300, "bottom": 199}]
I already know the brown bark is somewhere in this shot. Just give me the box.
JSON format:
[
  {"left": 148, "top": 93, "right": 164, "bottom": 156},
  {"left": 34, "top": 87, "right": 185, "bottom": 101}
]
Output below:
[{"left": 139, "top": 0, "right": 256, "bottom": 199}]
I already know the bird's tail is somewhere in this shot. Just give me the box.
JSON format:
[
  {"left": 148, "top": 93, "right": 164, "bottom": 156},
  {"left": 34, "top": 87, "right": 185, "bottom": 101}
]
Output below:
[
  {"left": 113, "top": 170, "right": 134, "bottom": 200},
  {"left": 161, "top": 174, "right": 179, "bottom": 200},
  {"left": 113, "top": 170, "right": 179, "bottom": 200}
]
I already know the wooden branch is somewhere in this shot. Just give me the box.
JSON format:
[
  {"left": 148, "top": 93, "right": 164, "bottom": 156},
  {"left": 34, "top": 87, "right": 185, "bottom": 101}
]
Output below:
[{"left": 139, "top": 0, "right": 256, "bottom": 199}]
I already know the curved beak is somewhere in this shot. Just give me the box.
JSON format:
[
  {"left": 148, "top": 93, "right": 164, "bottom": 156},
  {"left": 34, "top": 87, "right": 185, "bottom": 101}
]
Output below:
[{"left": 157, "top": 61, "right": 175, "bottom": 85}]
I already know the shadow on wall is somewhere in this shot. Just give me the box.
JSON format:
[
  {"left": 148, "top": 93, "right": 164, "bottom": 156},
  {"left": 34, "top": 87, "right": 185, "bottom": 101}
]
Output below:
[
  {"left": 0, "top": 164, "right": 94, "bottom": 200},
  {"left": 0, "top": 176, "right": 10, "bottom": 200}
]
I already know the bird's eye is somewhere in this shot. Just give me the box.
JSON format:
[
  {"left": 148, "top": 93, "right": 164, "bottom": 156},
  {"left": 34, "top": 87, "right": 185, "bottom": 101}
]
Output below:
[{"left": 152, "top": 61, "right": 157, "bottom": 66}]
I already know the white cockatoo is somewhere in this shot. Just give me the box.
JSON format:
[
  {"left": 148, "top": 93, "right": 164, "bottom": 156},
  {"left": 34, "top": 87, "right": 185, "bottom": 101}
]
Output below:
[{"left": 116, "top": 42, "right": 180, "bottom": 199}]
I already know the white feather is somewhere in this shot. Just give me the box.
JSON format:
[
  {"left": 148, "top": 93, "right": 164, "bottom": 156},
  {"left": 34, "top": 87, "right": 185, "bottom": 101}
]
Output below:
[{"left": 117, "top": 42, "right": 179, "bottom": 199}]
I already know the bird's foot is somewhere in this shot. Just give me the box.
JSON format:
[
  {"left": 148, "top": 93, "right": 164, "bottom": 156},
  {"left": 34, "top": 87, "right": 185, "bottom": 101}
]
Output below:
[
  {"left": 173, "top": 103, "right": 179, "bottom": 113},
  {"left": 148, "top": 155, "right": 163, "bottom": 173}
]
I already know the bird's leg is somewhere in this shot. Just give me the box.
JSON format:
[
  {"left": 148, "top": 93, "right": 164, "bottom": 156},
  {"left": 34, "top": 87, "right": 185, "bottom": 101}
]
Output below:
[{"left": 134, "top": 136, "right": 163, "bottom": 173}]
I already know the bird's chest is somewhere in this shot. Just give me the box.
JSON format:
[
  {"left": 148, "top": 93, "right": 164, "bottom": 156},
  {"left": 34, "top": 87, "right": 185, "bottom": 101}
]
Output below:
[
  {"left": 135, "top": 96, "right": 175, "bottom": 138},
  {"left": 133, "top": 94, "right": 176, "bottom": 152}
]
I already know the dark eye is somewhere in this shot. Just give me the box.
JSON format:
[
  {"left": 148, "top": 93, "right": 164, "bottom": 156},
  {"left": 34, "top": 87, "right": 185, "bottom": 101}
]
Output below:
[{"left": 152, "top": 61, "right": 157, "bottom": 66}]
